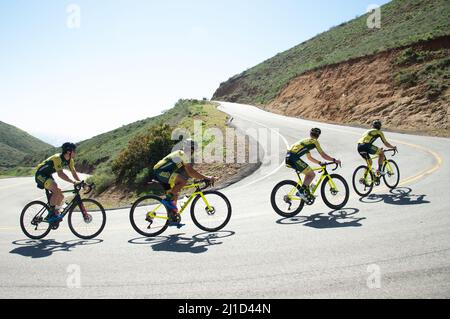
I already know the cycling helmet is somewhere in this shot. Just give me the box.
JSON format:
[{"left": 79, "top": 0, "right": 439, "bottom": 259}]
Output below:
[
  {"left": 310, "top": 128, "right": 322, "bottom": 138},
  {"left": 62, "top": 142, "right": 77, "bottom": 154},
  {"left": 372, "top": 120, "right": 382, "bottom": 130}
]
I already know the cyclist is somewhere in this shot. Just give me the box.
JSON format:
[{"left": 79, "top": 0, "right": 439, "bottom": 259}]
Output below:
[
  {"left": 153, "top": 139, "right": 215, "bottom": 222},
  {"left": 286, "top": 128, "right": 342, "bottom": 201},
  {"left": 34, "top": 142, "right": 82, "bottom": 223},
  {"left": 357, "top": 120, "right": 397, "bottom": 176}
]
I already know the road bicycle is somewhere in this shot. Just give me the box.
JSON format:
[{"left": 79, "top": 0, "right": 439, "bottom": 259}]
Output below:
[
  {"left": 130, "top": 179, "right": 232, "bottom": 237},
  {"left": 20, "top": 182, "right": 106, "bottom": 240},
  {"left": 352, "top": 148, "right": 400, "bottom": 197},
  {"left": 271, "top": 162, "right": 350, "bottom": 218}
]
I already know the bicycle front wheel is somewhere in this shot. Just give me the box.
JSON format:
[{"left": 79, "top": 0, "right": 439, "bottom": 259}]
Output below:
[
  {"left": 20, "top": 201, "right": 51, "bottom": 239},
  {"left": 191, "top": 191, "right": 232, "bottom": 232},
  {"left": 68, "top": 199, "right": 106, "bottom": 239},
  {"left": 383, "top": 160, "right": 400, "bottom": 189},
  {"left": 352, "top": 166, "right": 374, "bottom": 197},
  {"left": 270, "top": 180, "right": 305, "bottom": 218},
  {"left": 130, "top": 195, "right": 169, "bottom": 237},
  {"left": 321, "top": 174, "right": 350, "bottom": 210}
]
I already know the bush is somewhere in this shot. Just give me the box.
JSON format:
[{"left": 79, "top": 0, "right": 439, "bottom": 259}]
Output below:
[
  {"left": 426, "top": 80, "right": 448, "bottom": 100},
  {"left": 394, "top": 71, "right": 418, "bottom": 87},
  {"left": 112, "top": 124, "right": 178, "bottom": 184}
]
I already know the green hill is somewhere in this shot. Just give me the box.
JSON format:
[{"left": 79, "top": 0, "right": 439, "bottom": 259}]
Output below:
[
  {"left": 22, "top": 99, "right": 194, "bottom": 173},
  {"left": 0, "top": 121, "right": 52, "bottom": 168},
  {"left": 213, "top": 0, "right": 450, "bottom": 105}
]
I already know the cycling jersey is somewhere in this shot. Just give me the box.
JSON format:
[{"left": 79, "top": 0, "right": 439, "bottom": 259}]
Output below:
[
  {"left": 153, "top": 150, "right": 191, "bottom": 187},
  {"left": 154, "top": 150, "right": 190, "bottom": 173},
  {"left": 288, "top": 138, "right": 324, "bottom": 157},
  {"left": 358, "top": 129, "right": 388, "bottom": 145},
  {"left": 35, "top": 154, "right": 75, "bottom": 177}
]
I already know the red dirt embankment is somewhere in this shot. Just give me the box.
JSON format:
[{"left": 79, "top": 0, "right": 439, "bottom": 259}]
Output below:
[{"left": 266, "top": 37, "right": 450, "bottom": 136}]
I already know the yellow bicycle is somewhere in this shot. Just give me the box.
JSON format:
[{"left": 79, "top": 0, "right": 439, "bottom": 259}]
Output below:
[
  {"left": 352, "top": 148, "right": 400, "bottom": 197},
  {"left": 130, "top": 180, "right": 232, "bottom": 237},
  {"left": 271, "top": 162, "right": 350, "bottom": 218}
]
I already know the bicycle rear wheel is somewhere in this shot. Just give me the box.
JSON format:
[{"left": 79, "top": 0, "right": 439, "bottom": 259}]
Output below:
[
  {"left": 383, "top": 160, "right": 400, "bottom": 189},
  {"left": 68, "top": 199, "right": 106, "bottom": 239},
  {"left": 352, "top": 166, "right": 374, "bottom": 197},
  {"left": 20, "top": 201, "right": 51, "bottom": 239},
  {"left": 321, "top": 174, "right": 350, "bottom": 210},
  {"left": 130, "top": 195, "right": 169, "bottom": 237},
  {"left": 191, "top": 191, "right": 232, "bottom": 232},
  {"left": 270, "top": 180, "right": 305, "bottom": 218}
]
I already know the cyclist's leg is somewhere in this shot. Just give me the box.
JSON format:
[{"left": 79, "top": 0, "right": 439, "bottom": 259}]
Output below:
[
  {"left": 358, "top": 144, "right": 372, "bottom": 167},
  {"left": 290, "top": 154, "right": 314, "bottom": 191},
  {"left": 168, "top": 173, "right": 188, "bottom": 203},
  {"left": 370, "top": 145, "right": 383, "bottom": 173},
  {"left": 46, "top": 180, "right": 63, "bottom": 209}
]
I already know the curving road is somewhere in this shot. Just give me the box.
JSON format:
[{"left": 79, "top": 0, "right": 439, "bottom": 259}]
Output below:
[{"left": 1, "top": 101, "right": 449, "bottom": 298}]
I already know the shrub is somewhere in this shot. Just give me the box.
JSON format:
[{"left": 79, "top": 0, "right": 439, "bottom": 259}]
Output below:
[
  {"left": 394, "top": 71, "right": 418, "bottom": 87},
  {"left": 112, "top": 124, "right": 177, "bottom": 184}
]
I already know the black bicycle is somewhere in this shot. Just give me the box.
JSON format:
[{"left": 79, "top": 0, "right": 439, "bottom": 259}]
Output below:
[{"left": 20, "top": 182, "right": 106, "bottom": 240}]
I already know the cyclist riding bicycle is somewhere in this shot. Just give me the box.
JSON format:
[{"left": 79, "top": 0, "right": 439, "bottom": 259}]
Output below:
[
  {"left": 286, "top": 128, "right": 342, "bottom": 201},
  {"left": 153, "top": 139, "right": 215, "bottom": 222},
  {"left": 357, "top": 120, "right": 397, "bottom": 176},
  {"left": 34, "top": 142, "right": 82, "bottom": 223}
]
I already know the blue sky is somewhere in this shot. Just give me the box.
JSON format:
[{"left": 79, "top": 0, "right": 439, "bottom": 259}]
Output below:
[{"left": 0, "top": 0, "right": 390, "bottom": 145}]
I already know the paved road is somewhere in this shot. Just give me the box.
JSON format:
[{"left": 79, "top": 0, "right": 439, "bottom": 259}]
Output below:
[{"left": 1, "top": 102, "right": 449, "bottom": 298}]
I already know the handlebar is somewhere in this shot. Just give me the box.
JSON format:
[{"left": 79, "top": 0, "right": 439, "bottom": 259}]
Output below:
[
  {"left": 385, "top": 148, "right": 398, "bottom": 156},
  {"left": 194, "top": 179, "right": 215, "bottom": 191},
  {"left": 320, "top": 162, "right": 340, "bottom": 171},
  {"left": 74, "top": 181, "right": 95, "bottom": 195}
]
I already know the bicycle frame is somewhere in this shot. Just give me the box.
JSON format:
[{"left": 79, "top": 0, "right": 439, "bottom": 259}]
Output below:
[
  {"left": 40, "top": 187, "right": 87, "bottom": 224},
  {"left": 286, "top": 164, "right": 339, "bottom": 201},
  {"left": 147, "top": 182, "right": 213, "bottom": 221},
  {"left": 363, "top": 149, "right": 397, "bottom": 178}
]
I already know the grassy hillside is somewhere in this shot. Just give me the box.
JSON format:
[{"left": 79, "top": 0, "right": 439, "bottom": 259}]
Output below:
[
  {"left": 213, "top": 0, "right": 450, "bottom": 105},
  {"left": 0, "top": 121, "right": 52, "bottom": 169}
]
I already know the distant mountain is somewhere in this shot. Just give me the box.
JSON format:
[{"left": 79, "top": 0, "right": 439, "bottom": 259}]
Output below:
[{"left": 0, "top": 121, "right": 53, "bottom": 168}]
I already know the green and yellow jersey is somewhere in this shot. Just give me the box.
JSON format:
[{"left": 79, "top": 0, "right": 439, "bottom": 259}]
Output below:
[
  {"left": 153, "top": 150, "right": 190, "bottom": 173},
  {"left": 288, "top": 138, "right": 324, "bottom": 157},
  {"left": 35, "top": 154, "right": 75, "bottom": 177},
  {"left": 358, "top": 129, "right": 388, "bottom": 145}
]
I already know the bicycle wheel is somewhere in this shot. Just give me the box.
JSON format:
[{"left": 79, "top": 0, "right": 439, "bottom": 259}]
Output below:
[
  {"left": 383, "top": 160, "right": 400, "bottom": 189},
  {"left": 191, "top": 191, "right": 232, "bottom": 232},
  {"left": 68, "top": 199, "right": 106, "bottom": 239},
  {"left": 352, "top": 166, "right": 374, "bottom": 198},
  {"left": 270, "top": 180, "right": 305, "bottom": 218},
  {"left": 321, "top": 174, "right": 350, "bottom": 210},
  {"left": 20, "top": 201, "right": 52, "bottom": 240},
  {"left": 130, "top": 195, "right": 169, "bottom": 237}
]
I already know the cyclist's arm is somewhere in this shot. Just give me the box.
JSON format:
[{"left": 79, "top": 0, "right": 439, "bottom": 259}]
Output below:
[
  {"left": 57, "top": 170, "right": 77, "bottom": 184},
  {"left": 318, "top": 151, "right": 336, "bottom": 162},
  {"left": 70, "top": 169, "right": 81, "bottom": 183},
  {"left": 184, "top": 164, "right": 209, "bottom": 180},
  {"left": 306, "top": 153, "right": 322, "bottom": 165},
  {"left": 380, "top": 132, "right": 396, "bottom": 149}
]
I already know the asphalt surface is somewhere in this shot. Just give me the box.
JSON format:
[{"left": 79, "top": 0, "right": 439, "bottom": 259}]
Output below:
[{"left": 0, "top": 101, "right": 449, "bottom": 298}]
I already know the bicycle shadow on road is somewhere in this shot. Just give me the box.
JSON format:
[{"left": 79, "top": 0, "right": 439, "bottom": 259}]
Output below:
[
  {"left": 128, "top": 230, "right": 235, "bottom": 254},
  {"left": 276, "top": 208, "right": 365, "bottom": 229},
  {"left": 10, "top": 239, "right": 103, "bottom": 259},
  {"left": 359, "top": 187, "right": 430, "bottom": 206}
]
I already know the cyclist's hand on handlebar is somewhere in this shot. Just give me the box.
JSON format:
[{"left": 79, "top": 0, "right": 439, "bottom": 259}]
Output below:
[
  {"left": 206, "top": 176, "right": 216, "bottom": 185},
  {"left": 335, "top": 159, "right": 342, "bottom": 167}
]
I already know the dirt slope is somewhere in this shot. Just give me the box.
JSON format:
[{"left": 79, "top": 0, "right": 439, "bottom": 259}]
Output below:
[{"left": 265, "top": 37, "right": 449, "bottom": 136}]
